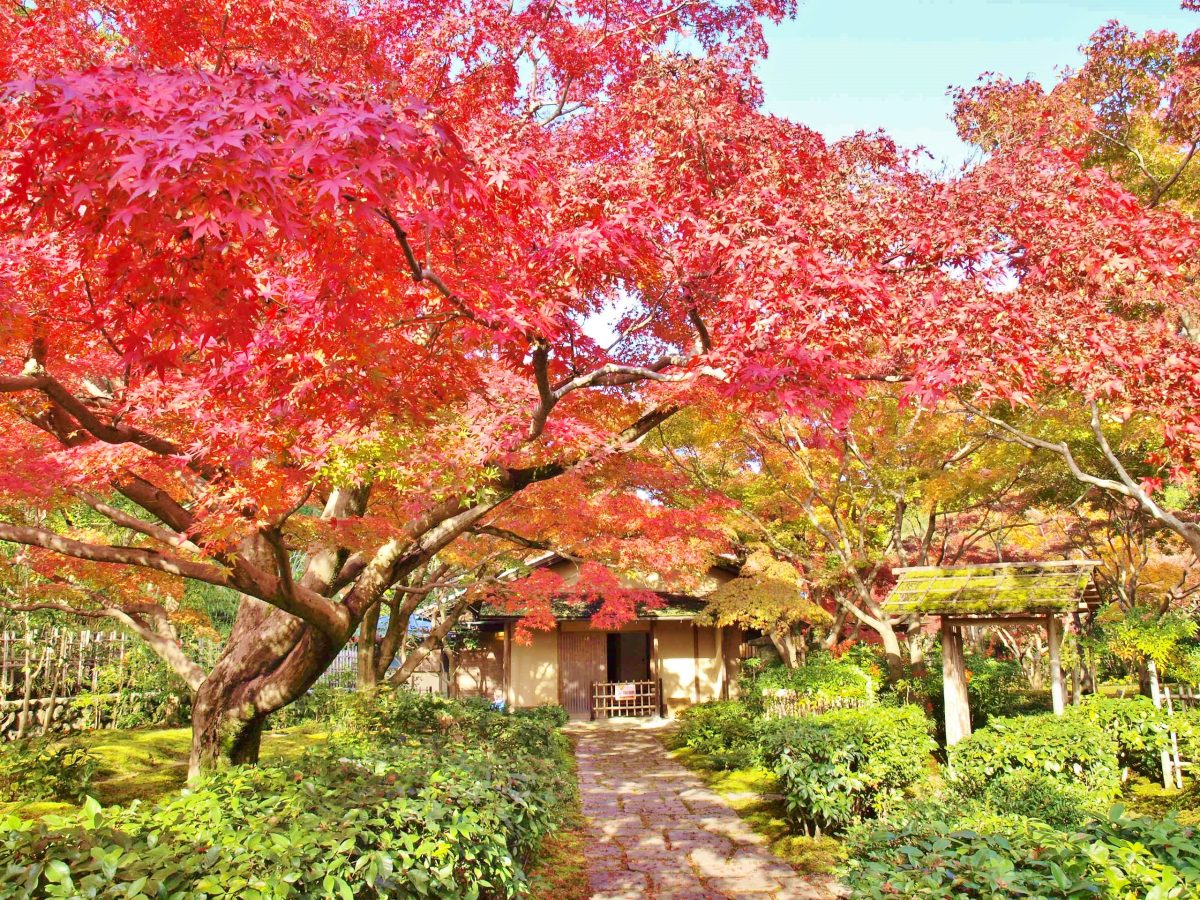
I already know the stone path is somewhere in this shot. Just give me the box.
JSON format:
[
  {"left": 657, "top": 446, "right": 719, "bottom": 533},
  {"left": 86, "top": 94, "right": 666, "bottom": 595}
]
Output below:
[{"left": 568, "top": 721, "right": 843, "bottom": 899}]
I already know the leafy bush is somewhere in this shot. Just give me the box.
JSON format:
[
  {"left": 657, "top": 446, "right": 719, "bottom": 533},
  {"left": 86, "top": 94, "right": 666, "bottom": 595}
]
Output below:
[
  {"left": 268, "top": 683, "right": 346, "bottom": 730},
  {"left": 947, "top": 713, "right": 1121, "bottom": 800},
  {"left": 0, "top": 689, "right": 574, "bottom": 899},
  {"left": 335, "top": 687, "right": 461, "bottom": 740},
  {"left": 1066, "top": 696, "right": 1171, "bottom": 779},
  {"left": 740, "top": 653, "right": 877, "bottom": 714},
  {"left": 0, "top": 736, "right": 97, "bottom": 803},
  {"left": 980, "top": 770, "right": 1105, "bottom": 829},
  {"left": 844, "top": 806, "right": 1200, "bottom": 898},
  {"left": 512, "top": 704, "right": 569, "bottom": 729},
  {"left": 671, "top": 700, "right": 760, "bottom": 770},
  {"left": 890, "top": 652, "right": 1039, "bottom": 736},
  {"left": 760, "top": 705, "right": 934, "bottom": 835}
]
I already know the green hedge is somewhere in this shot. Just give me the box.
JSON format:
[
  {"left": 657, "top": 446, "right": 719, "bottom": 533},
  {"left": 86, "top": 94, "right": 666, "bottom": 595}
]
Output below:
[
  {"left": 0, "top": 690, "right": 573, "bottom": 899},
  {"left": 947, "top": 712, "right": 1122, "bottom": 800},
  {"left": 1065, "top": 696, "right": 1171, "bottom": 779},
  {"left": 760, "top": 705, "right": 934, "bottom": 836},
  {"left": 740, "top": 654, "right": 877, "bottom": 714},
  {"left": 845, "top": 806, "right": 1200, "bottom": 898},
  {"left": 671, "top": 700, "right": 761, "bottom": 770}
]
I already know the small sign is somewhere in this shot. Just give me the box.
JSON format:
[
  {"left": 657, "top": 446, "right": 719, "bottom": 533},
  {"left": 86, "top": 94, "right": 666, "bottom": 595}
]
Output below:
[{"left": 614, "top": 682, "right": 637, "bottom": 701}]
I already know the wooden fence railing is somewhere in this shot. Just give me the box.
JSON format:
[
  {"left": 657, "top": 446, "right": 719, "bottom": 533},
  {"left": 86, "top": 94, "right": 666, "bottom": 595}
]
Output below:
[
  {"left": 591, "top": 680, "right": 660, "bottom": 719},
  {"left": 1163, "top": 684, "right": 1200, "bottom": 711},
  {"left": 0, "top": 629, "right": 130, "bottom": 702},
  {"left": 0, "top": 629, "right": 138, "bottom": 740},
  {"left": 761, "top": 691, "right": 870, "bottom": 720},
  {"left": 0, "top": 626, "right": 449, "bottom": 740}
]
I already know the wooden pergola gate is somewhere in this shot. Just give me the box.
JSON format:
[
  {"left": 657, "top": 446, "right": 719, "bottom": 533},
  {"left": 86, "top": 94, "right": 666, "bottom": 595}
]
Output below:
[{"left": 885, "top": 560, "right": 1101, "bottom": 745}]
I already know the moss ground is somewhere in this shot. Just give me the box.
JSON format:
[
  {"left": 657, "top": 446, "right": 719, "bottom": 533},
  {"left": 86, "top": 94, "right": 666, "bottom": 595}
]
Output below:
[
  {"left": 0, "top": 725, "right": 328, "bottom": 818},
  {"left": 1125, "top": 775, "right": 1200, "bottom": 825},
  {"left": 527, "top": 734, "right": 590, "bottom": 900},
  {"left": 663, "top": 742, "right": 846, "bottom": 878}
]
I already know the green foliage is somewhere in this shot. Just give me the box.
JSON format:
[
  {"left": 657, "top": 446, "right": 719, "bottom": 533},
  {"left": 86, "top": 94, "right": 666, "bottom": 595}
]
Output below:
[
  {"left": 511, "top": 705, "right": 570, "bottom": 729},
  {"left": 671, "top": 700, "right": 761, "bottom": 770},
  {"left": 844, "top": 805, "right": 1200, "bottom": 898},
  {"left": 0, "top": 690, "right": 573, "bottom": 899},
  {"left": 72, "top": 631, "right": 222, "bottom": 731},
  {"left": 334, "top": 690, "right": 562, "bottom": 762},
  {"left": 888, "top": 651, "right": 1040, "bottom": 736},
  {"left": 1101, "top": 605, "right": 1200, "bottom": 682},
  {"left": 739, "top": 653, "right": 877, "bottom": 714},
  {"left": 268, "top": 684, "right": 350, "bottom": 730},
  {"left": 947, "top": 713, "right": 1122, "bottom": 800},
  {"left": 0, "top": 736, "right": 97, "bottom": 804},
  {"left": 980, "top": 771, "right": 1106, "bottom": 829},
  {"left": 1066, "top": 696, "right": 1171, "bottom": 779},
  {"left": 760, "top": 705, "right": 934, "bottom": 835}
]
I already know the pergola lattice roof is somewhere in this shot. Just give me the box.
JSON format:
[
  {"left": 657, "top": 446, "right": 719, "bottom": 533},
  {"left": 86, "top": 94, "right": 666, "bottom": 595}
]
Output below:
[{"left": 884, "top": 560, "right": 1102, "bottom": 618}]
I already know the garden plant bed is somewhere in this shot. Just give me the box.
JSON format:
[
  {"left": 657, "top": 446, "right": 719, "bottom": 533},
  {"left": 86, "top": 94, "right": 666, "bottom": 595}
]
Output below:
[{"left": 0, "top": 691, "right": 577, "bottom": 898}]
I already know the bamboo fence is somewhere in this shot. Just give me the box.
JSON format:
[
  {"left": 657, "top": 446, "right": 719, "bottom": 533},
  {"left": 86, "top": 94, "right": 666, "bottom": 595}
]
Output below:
[
  {"left": 761, "top": 691, "right": 870, "bottom": 720},
  {"left": 0, "top": 628, "right": 134, "bottom": 740}
]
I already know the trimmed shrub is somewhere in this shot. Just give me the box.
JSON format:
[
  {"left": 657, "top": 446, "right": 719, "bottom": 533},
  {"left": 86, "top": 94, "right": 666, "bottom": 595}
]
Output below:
[
  {"left": 760, "top": 705, "right": 934, "bottom": 835},
  {"left": 1066, "top": 696, "right": 1171, "bottom": 779},
  {"left": 947, "top": 713, "right": 1121, "bottom": 800},
  {"left": 844, "top": 806, "right": 1200, "bottom": 899},
  {"left": 980, "top": 770, "right": 1105, "bottom": 829},
  {"left": 512, "top": 704, "right": 569, "bottom": 729},
  {"left": 0, "top": 735, "right": 97, "bottom": 803},
  {"left": 671, "top": 700, "right": 760, "bottom": 770}
]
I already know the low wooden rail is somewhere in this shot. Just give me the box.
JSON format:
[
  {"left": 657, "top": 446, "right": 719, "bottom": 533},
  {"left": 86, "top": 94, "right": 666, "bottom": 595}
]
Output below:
[
  {"left": 591, "top": 679, "right": 660, "bottom": 719},
  {"left": 761, "top": 691, "right": 869, "bottom": 720}
]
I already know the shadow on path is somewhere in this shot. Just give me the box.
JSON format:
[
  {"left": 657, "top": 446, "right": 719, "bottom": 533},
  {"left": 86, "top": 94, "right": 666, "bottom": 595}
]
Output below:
[{"left": 566, "top": 720, "right": 844, "bottom": 899}]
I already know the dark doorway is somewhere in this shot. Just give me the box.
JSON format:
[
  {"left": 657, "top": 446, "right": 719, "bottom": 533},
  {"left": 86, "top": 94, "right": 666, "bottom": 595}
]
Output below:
[{"left": 606, "top": 632, "right": 651, "bottom": 682}]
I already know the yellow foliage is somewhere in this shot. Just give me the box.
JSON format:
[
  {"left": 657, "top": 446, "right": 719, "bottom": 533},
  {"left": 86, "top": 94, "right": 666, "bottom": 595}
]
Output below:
[{"left": 705, "top": 549, "right": 832, "bottom": 630}]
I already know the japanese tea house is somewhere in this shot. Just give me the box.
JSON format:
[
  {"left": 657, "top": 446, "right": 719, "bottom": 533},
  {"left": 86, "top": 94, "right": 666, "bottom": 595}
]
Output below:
[{"left": 451, "top": 556, "right": 746, "bottom": 720}]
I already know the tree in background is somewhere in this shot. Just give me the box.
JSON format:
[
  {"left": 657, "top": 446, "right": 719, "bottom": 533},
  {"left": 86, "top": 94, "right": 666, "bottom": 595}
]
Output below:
[
  {"left": 658, "top": 395, "right": 1066, "bottom": 678},
  {"left": 953, "top": 8, "right": 1200, "bottom": 561}
]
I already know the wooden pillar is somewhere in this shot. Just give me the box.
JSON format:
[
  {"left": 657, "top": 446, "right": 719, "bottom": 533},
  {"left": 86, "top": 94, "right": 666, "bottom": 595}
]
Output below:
[
  {"left": 503, "top": 621, "right": 514, "bottom": 709},
  {"left": 692, "top": 622, "right": 701, "bottom": 704},
  {"left": 942, "top": 618, "right": 971, "bottom": 746},
  {"left": 716, "top": 626, "right": 727, "bottom": 700},
  {"left": 651, "top": 621, "right": 662, "bottom": 716},
  {"left": 1048, "top": 614, "right": 1065, "bottom": 716}
]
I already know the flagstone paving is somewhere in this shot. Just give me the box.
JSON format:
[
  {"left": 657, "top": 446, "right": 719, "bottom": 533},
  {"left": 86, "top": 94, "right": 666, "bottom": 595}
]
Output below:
[{"left": 566, "top": 720, "right": 846, "bottom": 899}]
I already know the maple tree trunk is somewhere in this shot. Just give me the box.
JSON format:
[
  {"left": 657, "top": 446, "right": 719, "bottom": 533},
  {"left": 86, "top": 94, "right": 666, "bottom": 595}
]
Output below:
[
  {"left": 907, "top": 621, "right": 926, "bottom": 675},
  {"left": 357, "top": 603, "right": 381, "bottom": 691},
  {"left": 878, "top": 625, "right": 904, "bottom": 682},
  {"left": 187, "top": 598, "right": 337, "bottom": 779},
  {"left": 768, "top": 627, "right": 801, "bottom": 668}
]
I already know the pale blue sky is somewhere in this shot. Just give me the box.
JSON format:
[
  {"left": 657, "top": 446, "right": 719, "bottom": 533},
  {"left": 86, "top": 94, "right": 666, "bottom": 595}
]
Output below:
[{"left": 758, "top": 1, "right": 1198, "bottom": 167}]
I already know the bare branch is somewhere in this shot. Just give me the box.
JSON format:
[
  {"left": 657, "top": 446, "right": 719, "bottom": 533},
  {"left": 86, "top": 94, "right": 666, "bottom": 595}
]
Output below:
[{"left": 960, "top": 398, "right": 1200, "bottom": 559}]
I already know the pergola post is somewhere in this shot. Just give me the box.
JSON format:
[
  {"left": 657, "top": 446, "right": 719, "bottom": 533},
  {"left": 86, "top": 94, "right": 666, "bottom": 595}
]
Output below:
[
  {"left": 941, "top": 617, "right": 971, "bottom": 745},
  {"left": 1047, "top": 614, "right": 1065, "bottom": 716}
]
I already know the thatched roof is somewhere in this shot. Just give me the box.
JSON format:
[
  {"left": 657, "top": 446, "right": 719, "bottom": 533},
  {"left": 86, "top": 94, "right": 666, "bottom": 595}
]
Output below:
[{"left": 883, "top": 560, "right": 1102, "bottom": 618}]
